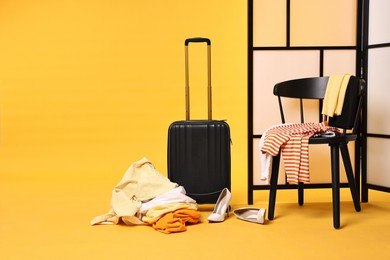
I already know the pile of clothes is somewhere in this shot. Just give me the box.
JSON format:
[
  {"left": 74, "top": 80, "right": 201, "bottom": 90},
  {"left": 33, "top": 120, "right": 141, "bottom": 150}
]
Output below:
[{"left": 90, "top": 157, "right": 201, "bottom": 234}]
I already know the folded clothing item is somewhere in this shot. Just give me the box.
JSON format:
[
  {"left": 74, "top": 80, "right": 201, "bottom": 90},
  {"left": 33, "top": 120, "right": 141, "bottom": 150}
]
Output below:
[
  {"left": 151, "top": 209, "right": 201, "bottom": 234},
  {"left": 139, "top": 186, "right": 195, "bottom": 214},
  {"left": 142, "top": 202, "right": 198, "bottom": 224}
]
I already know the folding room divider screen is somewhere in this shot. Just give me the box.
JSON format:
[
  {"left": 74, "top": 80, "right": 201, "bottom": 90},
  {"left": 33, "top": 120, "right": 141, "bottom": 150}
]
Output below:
[{"left": 248, "top": 0, "right": 390, "bottom": 204}]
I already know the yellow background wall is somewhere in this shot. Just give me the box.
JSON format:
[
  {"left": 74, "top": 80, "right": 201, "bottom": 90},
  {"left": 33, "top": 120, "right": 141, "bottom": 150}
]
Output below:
[
  {"left": 3, "top": 2, "right": 390, "bottom": 259},
  {"left": 0, "top": 1, "right": 248, "bottom": 202}
]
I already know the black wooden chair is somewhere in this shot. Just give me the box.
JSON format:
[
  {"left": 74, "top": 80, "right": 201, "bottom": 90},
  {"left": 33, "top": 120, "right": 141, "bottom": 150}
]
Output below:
[{"left": 267, "top": 76, "right": 365, "bottom": 229}]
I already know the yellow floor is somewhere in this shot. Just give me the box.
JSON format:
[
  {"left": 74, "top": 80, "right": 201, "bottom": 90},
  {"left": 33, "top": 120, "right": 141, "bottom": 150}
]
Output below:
[{"left": 1, "top": 172, "right": 390, "bottom": 260}]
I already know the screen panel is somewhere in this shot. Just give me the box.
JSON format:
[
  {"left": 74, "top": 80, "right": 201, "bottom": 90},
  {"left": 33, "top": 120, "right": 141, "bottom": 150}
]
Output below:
[
  {"left": 367, "top": 138, "right": 390, "bottom": 186},
  {"left": 368, "top": 0, "right": 390, "bottom": 44},
  {"left": 323, "top": 50, "right": 356, "bottom": 76},
  {"left": 253, "top": 0, "right": 286, "bottom": 47},
  {"left": 290, "top": 0, "right": 357, "bottom": 46},
  {"left": 253, "top": 50, "right": 319, "bottom": 134},
  {"left": 367, "top": 47, "right": 390, "bottom": 134},
  {"left": 363, "top": 0, "right": 390, "bottom": 198}
]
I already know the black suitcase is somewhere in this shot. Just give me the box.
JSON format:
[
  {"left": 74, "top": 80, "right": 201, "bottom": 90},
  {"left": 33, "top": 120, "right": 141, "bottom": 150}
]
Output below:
[{"left": 167, "top": 38, "right": 231, "bottom": 204}]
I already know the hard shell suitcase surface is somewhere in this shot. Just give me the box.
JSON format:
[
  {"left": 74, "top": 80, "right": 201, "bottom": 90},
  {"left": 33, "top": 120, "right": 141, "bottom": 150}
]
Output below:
[{"left": 167, "top": 38, "right": 231, "bottom": 204}]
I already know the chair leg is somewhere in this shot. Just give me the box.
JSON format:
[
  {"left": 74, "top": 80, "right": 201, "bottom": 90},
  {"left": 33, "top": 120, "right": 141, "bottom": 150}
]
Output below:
[
  {"left": 268, "top": 153, "right": 280, "bottom": 220},
  {"left": 298, "top": 182, "right": 304, "bottom": 206},
  {"left": 330, "top": 144, "right": 340, "bottom": 229},
  {"left": 340, "top": 142, "right": 361, "bottom": 212}
]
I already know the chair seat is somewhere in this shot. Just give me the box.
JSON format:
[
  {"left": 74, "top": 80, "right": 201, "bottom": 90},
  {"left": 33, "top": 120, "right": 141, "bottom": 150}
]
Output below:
[{"left": 309, "top": 134, "right": 357, "bottom": 145}]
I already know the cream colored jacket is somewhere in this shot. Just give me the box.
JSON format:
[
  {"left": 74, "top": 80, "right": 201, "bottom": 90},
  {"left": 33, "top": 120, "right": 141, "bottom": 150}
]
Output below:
[{"left": 91, "top": 157, "right": 177, "bottom": 225}]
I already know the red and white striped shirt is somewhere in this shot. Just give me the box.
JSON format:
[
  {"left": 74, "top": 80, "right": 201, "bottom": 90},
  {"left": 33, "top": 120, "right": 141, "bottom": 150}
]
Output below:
[{"left": 260, "top": 122, "right": 340, "bottom": 184}]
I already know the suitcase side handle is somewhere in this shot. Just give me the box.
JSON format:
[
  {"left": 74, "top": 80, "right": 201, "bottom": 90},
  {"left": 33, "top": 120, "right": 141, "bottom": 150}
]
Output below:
[
  {"left": 185, "top": 38, "right": 212, "bottom": 120},
  {"left": 185, "top": 37, "right": 211, "bottom": 46}
]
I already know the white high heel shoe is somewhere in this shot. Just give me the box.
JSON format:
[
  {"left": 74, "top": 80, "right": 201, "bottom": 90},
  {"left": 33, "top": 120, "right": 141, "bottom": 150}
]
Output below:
[
  {"left": 233, "top": 207, "right": 266, "bottom": 224},
  {"left": 207, "top": 188, "right": 232, "bottom": 222}
]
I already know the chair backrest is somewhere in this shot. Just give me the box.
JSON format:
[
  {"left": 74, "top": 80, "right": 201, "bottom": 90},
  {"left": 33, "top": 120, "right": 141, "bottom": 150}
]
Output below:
[{"left": 273, "top": 76, "right": 366, "bottom": 134}]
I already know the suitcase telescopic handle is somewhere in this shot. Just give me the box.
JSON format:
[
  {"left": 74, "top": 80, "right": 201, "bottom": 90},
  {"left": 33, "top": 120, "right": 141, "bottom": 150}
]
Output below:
[
  {"left": 185, "top": 37, "right": 212, "bottom": 120},
  {"left": 185, "top": 37, "right": 211, "bottom": 46}
]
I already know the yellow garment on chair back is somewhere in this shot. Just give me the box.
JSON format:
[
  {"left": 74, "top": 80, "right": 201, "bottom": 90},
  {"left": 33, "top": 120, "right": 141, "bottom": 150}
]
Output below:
[{"left": 322, "top": 74, "right": 351, "bottom": 117}]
